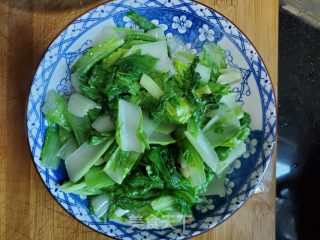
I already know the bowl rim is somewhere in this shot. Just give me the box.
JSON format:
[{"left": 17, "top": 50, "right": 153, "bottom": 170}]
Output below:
[{"left": 25, "top": 0, "right": 278, "bottom": 238}]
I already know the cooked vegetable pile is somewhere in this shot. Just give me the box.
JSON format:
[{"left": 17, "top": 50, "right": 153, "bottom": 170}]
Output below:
[{"left": 40, "top": 10, "right": 251, "bottom": 228}]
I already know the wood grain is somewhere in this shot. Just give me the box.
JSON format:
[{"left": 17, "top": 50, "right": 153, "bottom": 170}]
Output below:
[{"left": 0, "top": 0, "right": 278, "bottom": 239}]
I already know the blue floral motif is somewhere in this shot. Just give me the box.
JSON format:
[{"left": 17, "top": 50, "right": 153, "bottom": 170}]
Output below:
[
  {"left": 151, "top": 19, "right": 168, "bottom": 31},
  {"left": 225, "top": 178, "right": 235, "bottom": 195},
  {"left": 198, "top": 24, "right": 215, "bottom": 41},
  {"left": 228, "top": 159, "right": 242, "bottom": 175},
  {"left": 57, "top": 78, "right": 73, "bottom": 96},
  {"left": 172, "top": 15, "right": 192, "bottom": 34},
  {"left": 195, "top": 197, "right": 215, "bottom": 213},
  {"left": 123, "top": 15, "right": 139, "bottom": 29},
  {"left": 243, "top": 138, "right": 258, "bottom": 159}
]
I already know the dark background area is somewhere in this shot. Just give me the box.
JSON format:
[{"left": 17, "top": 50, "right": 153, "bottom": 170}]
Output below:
[{"left": 277, "top": 8, "right": 320, "bottom": 240}]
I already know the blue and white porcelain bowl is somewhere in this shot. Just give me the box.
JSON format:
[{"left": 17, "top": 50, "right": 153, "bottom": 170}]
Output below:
[{"left": 26, "top": 0, "right": 277, "bottom": 239}]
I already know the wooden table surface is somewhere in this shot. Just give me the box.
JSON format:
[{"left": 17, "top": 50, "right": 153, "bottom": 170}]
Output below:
[{"left": 0, "top": 0, "right": 278, "bottom": 239}]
